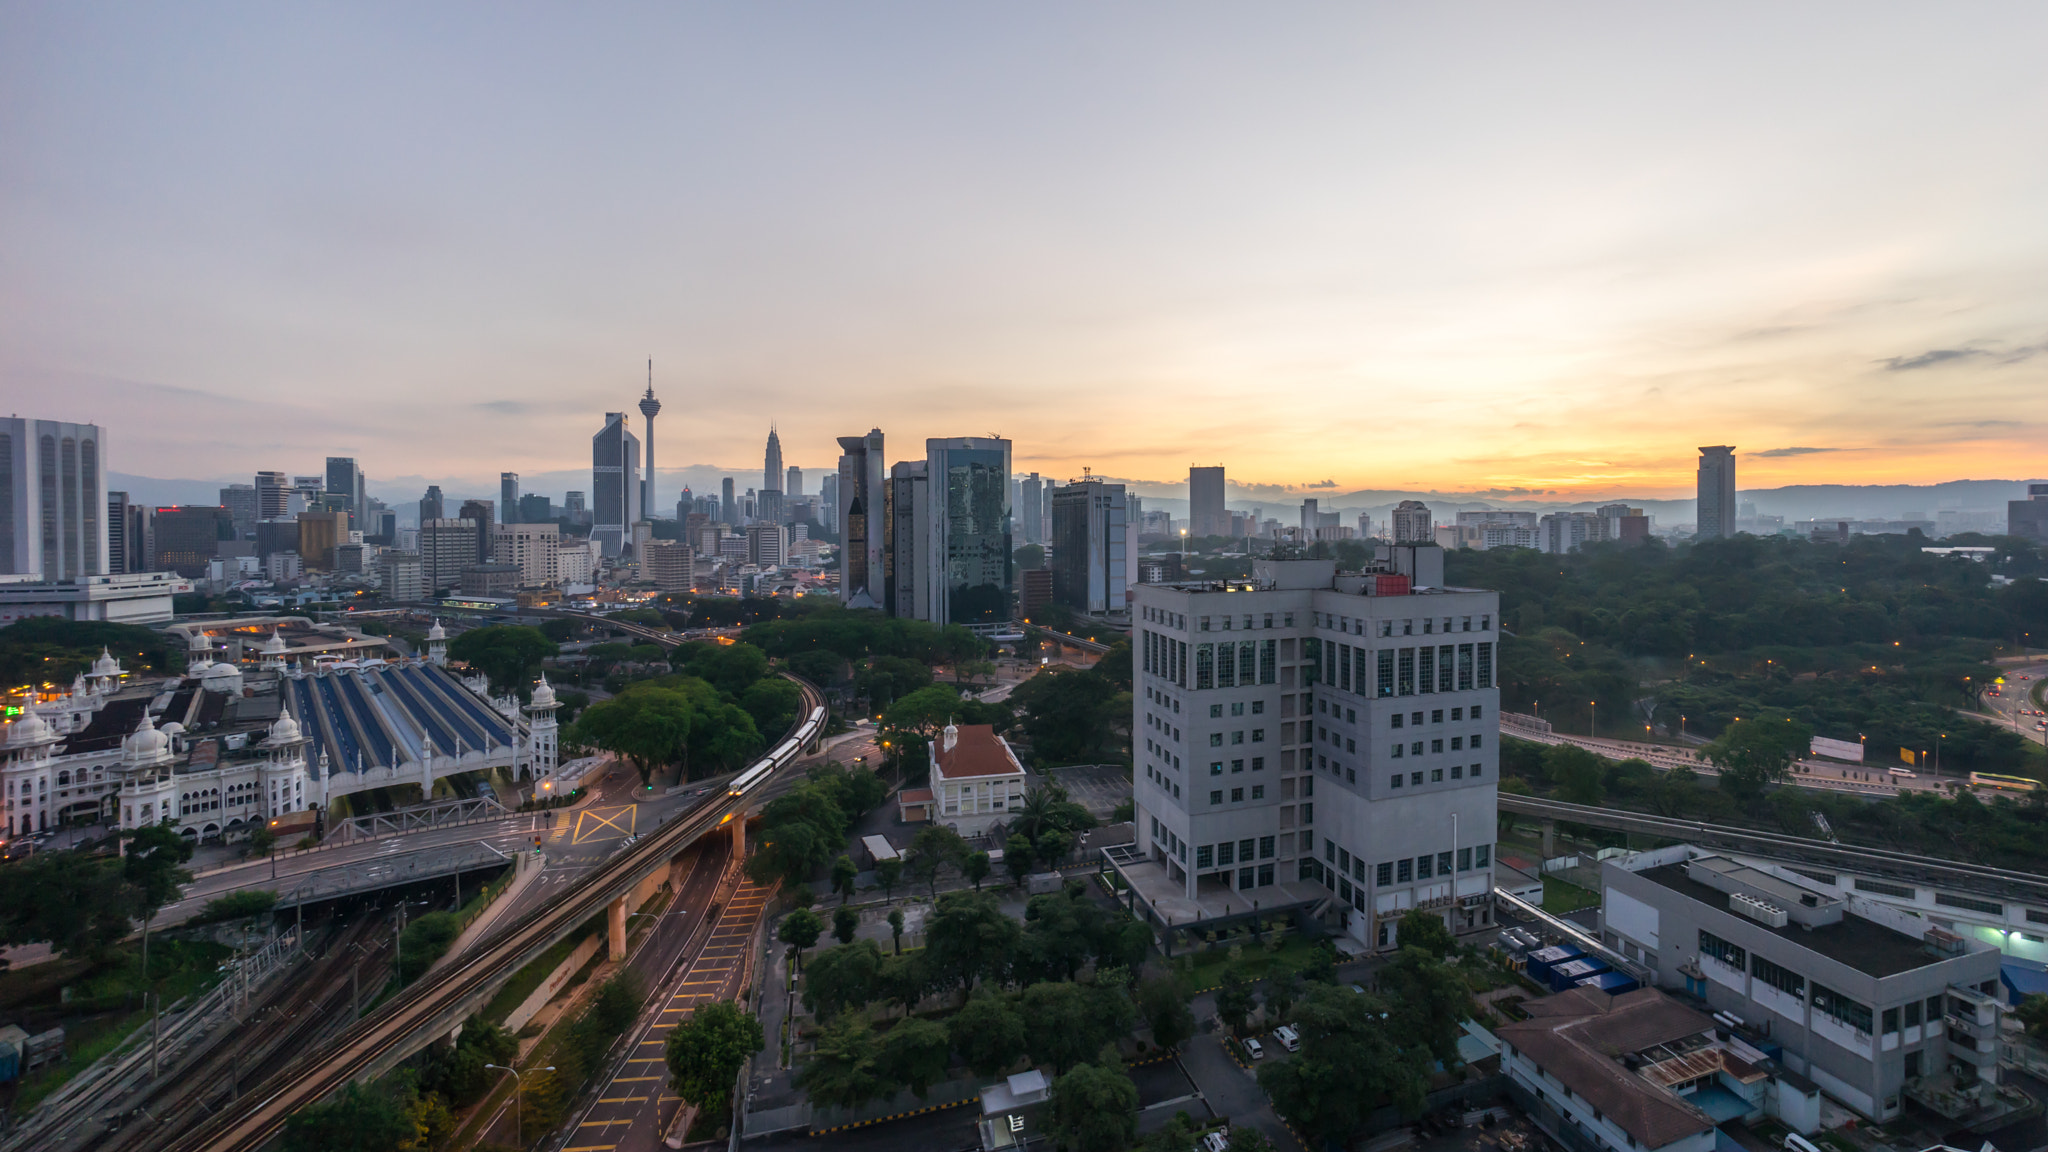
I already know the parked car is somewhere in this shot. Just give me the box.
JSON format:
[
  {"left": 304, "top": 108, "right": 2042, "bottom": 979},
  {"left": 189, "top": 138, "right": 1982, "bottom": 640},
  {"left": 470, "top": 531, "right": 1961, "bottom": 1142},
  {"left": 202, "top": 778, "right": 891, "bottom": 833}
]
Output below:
[
  {"left": 1201, "top": 1132, "right": 1230, "bottom": 1152},
  {"left": 1243, "top": 1037, "right": 1264, "bottom": 1060},
  {"left": 1275, "top": 1025, "right": 1302, "bottom": 1052}
]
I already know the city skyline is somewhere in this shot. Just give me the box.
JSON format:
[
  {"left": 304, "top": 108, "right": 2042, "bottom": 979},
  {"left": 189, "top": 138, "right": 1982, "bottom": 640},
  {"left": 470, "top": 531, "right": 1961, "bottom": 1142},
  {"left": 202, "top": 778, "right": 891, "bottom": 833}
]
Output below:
[{"left": 6, "top": 7, "right": 2046, "bottom": 497}]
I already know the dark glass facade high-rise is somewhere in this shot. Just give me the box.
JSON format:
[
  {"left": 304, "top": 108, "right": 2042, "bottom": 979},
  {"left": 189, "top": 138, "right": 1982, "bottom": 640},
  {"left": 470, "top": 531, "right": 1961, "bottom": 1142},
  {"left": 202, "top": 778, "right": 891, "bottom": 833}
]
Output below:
[
  {"left": 835, "top": 429, "right": 885, "bottom": 610},
  {"left": 591, "top": 412, "right": 640, "bottom": 558},
  {"left": 926, "top": 437, "right": 1011, "bottom": 625}
]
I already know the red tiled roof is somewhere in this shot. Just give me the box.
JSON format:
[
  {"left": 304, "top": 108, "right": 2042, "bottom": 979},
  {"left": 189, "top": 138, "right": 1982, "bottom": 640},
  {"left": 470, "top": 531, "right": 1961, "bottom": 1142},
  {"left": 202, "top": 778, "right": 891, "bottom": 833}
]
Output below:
[
  {"left": 932, "top": 724, "right": 1024, "bottom": 780},
  {"left": 898, "top": 788, "right": 935, "bottom": 804},
  {"left": 1496, "top": 988, "right": 1717, "bottom": 1150}
]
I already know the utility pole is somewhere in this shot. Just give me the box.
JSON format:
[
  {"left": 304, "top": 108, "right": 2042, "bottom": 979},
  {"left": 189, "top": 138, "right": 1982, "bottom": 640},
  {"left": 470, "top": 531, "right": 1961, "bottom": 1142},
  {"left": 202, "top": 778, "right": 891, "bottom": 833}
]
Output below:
[{"left": 151, "top": 992, "right": 161, "bottom": 1079}]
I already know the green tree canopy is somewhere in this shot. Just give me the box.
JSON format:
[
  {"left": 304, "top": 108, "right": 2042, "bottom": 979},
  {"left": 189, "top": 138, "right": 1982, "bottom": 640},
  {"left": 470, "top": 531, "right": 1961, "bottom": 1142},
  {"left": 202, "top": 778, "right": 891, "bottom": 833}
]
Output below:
[
  {"left": 1707, "top": 715, "right": 1814, "bottom": 808},
  {"left": 1258, "top": 984, "right": 1431, "bottom": 1148},
  {"left": 877, "top": 1016, "right": 952, "bottom": 1099},
  {"left": 949, "top": 989, "right": 1028, "bottom": 1077},
  {"left": 923, "top": 890, "right": 1021, "bottom": 991},
  {"left": 447, "top": 625, "right": 559, "bottom": 699},
  {"left": 665, "top": 1000, "right": 766, "bottom": 1115},
  {"left": 1139, "top": 977, "right": 1195, "bottom": 1051},
  {"left": 1394, "top": 908, "right": 1457, "bottom": 960},
  {"left": 796, "top": 1013, "right": 888, "bottom": 1112},
  {"left": 1048, "top": 1052, "right": 1140, "bottom": 1152},
  {"left": 804, "top": 940, "right": 882, "bottom": 1018}
]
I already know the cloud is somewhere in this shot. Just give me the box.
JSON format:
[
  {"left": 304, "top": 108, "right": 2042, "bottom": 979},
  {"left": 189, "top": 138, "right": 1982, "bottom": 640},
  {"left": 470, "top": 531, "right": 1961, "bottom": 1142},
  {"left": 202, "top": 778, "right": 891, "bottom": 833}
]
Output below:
[
  {"left": 1754, "top": 446, "right": 1841, "bottom": 458},
  {"left": 476, "top": 400, "right": 529, "bottom": 415},
  {"left": 1304, "top": 479, "right": 1337, "bottom": 488},
  {"left": 1881, "top": 348, "right": 1984, "bottom": 371}
]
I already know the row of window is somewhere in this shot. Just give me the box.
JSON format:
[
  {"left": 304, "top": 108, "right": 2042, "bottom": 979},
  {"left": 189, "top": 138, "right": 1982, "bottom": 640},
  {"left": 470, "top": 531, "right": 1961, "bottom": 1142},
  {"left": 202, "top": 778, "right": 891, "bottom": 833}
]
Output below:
[
  {"left": 1199, "top": 612, "right": 1294, "bottom": 631},
  {"left": 1387, "top": 764, "right": 1484, "bottom": 787},
  {"left": 1318, "top": 642, "right": 1494, "bottom": 697},
  {"left": 1208, "top": 784, "right": 1269, "bottom": 805},
  {"left": 1389, "top": 706, "right": 1481, "bottom": 728},
  {"left": 1196, "top": 835, "right": 1280, "bottom": 869},
  {"left": 1389, "top": 734, "right": 1484, "bottom": 756},
  {"left": 1209, "top": 729, "right": 1266, "bottom": 746},
  {"left": 1320, "top": 612, "right": 1491, "bottom": 637},
  {"left": 1317, "top": 842, "right": 1495, "bottom": 889},
  {"left": 1210, "top": 758, "right": 1267, "bottom": 773}
]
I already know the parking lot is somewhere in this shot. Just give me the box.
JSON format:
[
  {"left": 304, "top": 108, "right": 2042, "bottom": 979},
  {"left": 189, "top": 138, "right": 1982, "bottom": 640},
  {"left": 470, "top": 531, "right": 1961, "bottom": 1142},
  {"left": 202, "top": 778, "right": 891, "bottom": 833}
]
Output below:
[{"left": 1045, "top": 763, "right": 1132, "bottom": 821}]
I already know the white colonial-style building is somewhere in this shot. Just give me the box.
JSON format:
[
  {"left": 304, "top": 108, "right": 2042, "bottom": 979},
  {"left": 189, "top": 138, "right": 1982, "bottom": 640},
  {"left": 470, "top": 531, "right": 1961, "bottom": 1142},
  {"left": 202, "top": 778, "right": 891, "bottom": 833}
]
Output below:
[{"left": 927, "top": 722, "right": 1028, "bottom": 838}]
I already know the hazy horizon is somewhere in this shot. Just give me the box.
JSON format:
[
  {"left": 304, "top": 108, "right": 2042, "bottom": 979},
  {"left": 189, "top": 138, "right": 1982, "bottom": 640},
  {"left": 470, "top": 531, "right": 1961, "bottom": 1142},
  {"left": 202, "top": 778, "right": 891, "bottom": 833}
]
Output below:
[{"left": 7, "top": 5, "right": 2046, "bottom": 496}]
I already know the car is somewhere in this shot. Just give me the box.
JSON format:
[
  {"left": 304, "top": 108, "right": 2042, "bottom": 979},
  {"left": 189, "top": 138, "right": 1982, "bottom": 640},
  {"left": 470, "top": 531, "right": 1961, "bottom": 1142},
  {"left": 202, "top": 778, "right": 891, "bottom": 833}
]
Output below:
[
  {"left": 1784, "top": 1135, "right": 1822, "bottom": 1152},
  {"left": 1201, "top": 1132, "right": 1230, "bottom": 1152},
  {"left": 1243, "top": 1037, "right": 1264, "bottom": 1060},
  {"left": 1274, "top": 1025, "right": 1302, "bottom": 1052}
]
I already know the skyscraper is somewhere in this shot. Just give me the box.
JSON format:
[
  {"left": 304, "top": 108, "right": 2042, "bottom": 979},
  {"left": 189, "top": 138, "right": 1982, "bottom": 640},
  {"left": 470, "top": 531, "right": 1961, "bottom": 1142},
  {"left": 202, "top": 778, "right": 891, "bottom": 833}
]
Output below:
[
  {"left": 1696, "top": 446, "right": 1737, "bottom": 539},
  {"left": 592, "top": 412, "right": 641, "bottom": 558},
  {"left": 1189, "top": 465, "right": 1226, "bottom": 539},
  {"left": 1392, "top": 500, "right": 1433, "bottom": 543},
  {"left": 1019, "top": 473, "right": 1045, "bottom": 546},
  {"left": 255, "top": 471, "right": 291, "bottom": 520},
  {"left": 219, "top": 483, "right": 258, "bottom": 538},
  {"left": 926, "top": 437, "right": 1012, "bottom": 625},
  {"left": 155, "top": 505, "right": 231, "bottom": 577},
  {"left": 836, "top": 429, "right": 886, "bottom": 610},
  {"left": 764, "top": 427, "right": 783, "bottom": 496},
  {"left": 500, "top": 473, "right": 520, "bottom": 523},
  {"left": 639, "top": 361, "right": 662, "bottom": 521},
  {"left": 0, "top": 417, "right": 108, "bottom": 579},
  {"left": 459, "top": 499, "right": 497, "bottom": 565},
  {"left": 1051, "top": 477, "right": 1128, "bottom": 615},
  {"left": 420, "top": 485, "right": 445, "bottom": 526},
  {"left": 786, "top": 465, "right": 804, "bottom": 499},
  {"left": 721, "top": 477, "right": 737, "bottom": 525},
  {"left": 325, "top": 457, "right": 364, "bottom": 524},
  {"left": 107, "top": 491, "right": 142, "bottom": 574},
  {"left": 819, "top": 473, "right": 839, "bottom": 533},
  {"left": 885, "top": 461, "right": 932, "bottom": 620}
]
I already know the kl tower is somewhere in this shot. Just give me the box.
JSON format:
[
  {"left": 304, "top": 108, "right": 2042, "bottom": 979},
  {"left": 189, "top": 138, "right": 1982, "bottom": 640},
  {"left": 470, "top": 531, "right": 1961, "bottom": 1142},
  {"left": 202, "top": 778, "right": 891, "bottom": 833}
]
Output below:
[{"left": 639, "top": 359, "right": 661, "bottom": 520}]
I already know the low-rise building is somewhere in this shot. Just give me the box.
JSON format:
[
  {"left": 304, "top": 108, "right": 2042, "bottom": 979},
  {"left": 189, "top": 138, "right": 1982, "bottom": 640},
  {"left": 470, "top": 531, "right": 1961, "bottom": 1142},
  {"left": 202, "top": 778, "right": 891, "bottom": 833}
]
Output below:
[
  {"left": 929, "top": 722, "right": 1027, "bottom": 837},
  {"left": 0, "top": 571, "right": 191, "bottom": 625},
  {"left": 1499, "top": 986, "right": 1821, "bottom": 1152},
  {"left": 1601, "top": 847, "right": 2005, "bottom": 1121}
]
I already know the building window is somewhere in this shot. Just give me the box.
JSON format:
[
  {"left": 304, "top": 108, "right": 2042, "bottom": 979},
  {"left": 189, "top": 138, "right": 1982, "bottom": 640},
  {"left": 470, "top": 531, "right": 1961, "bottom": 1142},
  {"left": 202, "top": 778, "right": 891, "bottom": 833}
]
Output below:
[
  {"left": 1231, "top": 759, "right": 1244, "bottom": 773},
  {"left": 1471, "top": 763, "right": 1483, "bottom": 777},
  {"left": 1211, "top": 762, "right": 1223, "bottom": 775},
  {"left": 1210, "top": 733, "right": 1223, "bottom": 746},
  {"left": 1197, "top": 845, "right": 1213, "bottom": 868},
  {"left": 1450, "top": 765, "right": 1463, "bottom": 779},
  {"left": 1411, "top": 771, "right": 1423, "bottom": 785},
  {"left": 1251, "top": 757, "right": 1264, "bottom": 771},
  {"left": 1459, "top": 847, "right": 1472, "bottom": 871},
  {"left": 1390, "top": 774, "right": 1403, "bottom": 788},
  {"left": 1478, "top": 642, "right": 1493, "bottom": 687},
  {"left": 1259, "top": 835, "right": 1275, "bottom": 859},
  {"left": 1209, "top": 790, "right": 1223, "bottom": 805},
  {"left": 1451, "top": 736, "right": 1463, "bottom": 750},
  {"left": 1432, "top": 739, "right": 1444, "bottom": 753},
  {"left": 1813, "top": 984, "right": 1874, "bottom": 1034},
  {"left": 1397, "top": 648, "right": 1415, "bottom": 695},
  {"left": 1377, "top": 861, "right": 1393, "bottom": 886},
  {"left": 1252, "top": 728, "right": 1265, "bottom": 742},
  {"left": 1219, "top": 842, "right": 1235, "bottom": 865},
  {"left": 1251, "top": 785, "right": 1265, "bottom": 799},
  {"left": 1411, "top": 741, "right": 1423, "bottom": 756},
  {"left": 1418, "top": 647, "right": 1435, "bottom": 695},
  {"left": 1699, "top": 930, "right": 1746, "bottom": 971},
  {"left": 1391, "top": 743, "right": 1403, "bottom": 759},
  {"left": 1431, "top": 768, "right": 1444, "bottom": 782},
  {"left": 1752, "top": 955, "right": 1805, "bottom": 998},
  {"left": 1476, "top": 845, "right": 1490, "bottom": 867},
  {"left": 1417, "top": 854, "right": 1432, "bottom": 879},
  {"left": 1437, "top": 851, "right": 1453, "bottom": 874},
  {"left": 1196, "top": 644, "right": 1214, "bottom": 689}
]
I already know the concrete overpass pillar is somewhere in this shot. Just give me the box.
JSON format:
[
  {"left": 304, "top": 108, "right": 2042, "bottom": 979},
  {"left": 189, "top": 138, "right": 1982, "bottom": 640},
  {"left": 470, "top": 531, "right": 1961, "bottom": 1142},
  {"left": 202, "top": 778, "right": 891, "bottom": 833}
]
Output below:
[
  {"left": 730, "top": 816, "right": 746, "bottom": 860},
  {"left": 1541, "top": 818, "right": 1557, "bottom": 857},
  {"left": 607, "top": 895, "right": 627, "bottom": 961}
]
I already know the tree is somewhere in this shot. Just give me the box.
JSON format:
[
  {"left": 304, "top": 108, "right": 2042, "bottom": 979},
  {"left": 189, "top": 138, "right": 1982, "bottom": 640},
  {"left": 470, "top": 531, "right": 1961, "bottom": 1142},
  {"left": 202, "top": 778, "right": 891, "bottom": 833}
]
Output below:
[
  {"left": 665, "top": 1001, "right": 765, "bottom": 1117},
  {"left": 1259, "top": 984, "right": 1430, "bottom": 1149},
  {"left": 1543, "top": 743, "right": 1608, "bottom": 806},
  {"left": 874, "top": 856, "right": 903, "bottom": 900},
  {"left": 887, "top": 908, "right": 905, "bottom": 956},
  {"left": 804, "top": 941, "right": 882, "bottom": 1018},
  {"left": 909, "top": 825, "right": 965, "bottom": 896},
  {"left": 571, "top": 683, "right": 696, "bottom": 786},
  {"left": 1395, "top": 908, "right": 1457, "bottom": 960},
  {"left": 1377, "top": 947, "right": 1474, "bottom": 1065},
  {"left": 741, "top": 676, "right": 805, "bottom": 740},
  {"left": 1139, "top": 977, "right": 1195, "bottom": 1051},
  {"left": 1035, "top": 829, "right": 1074, "bottom": 870},
  {"left": 796, "top": 1013, "right": 887, "bottom": 1111},
  {"left": 1098, "top": 917, "right": 1152, "bottom": 975},
  {"left": 748, "top": 779, "right": 851, "bottom": 889},
  {"left": 1260, "top": 964, "right": 1303, "bottom": 1025},
  {"left": 1021, "top": 981, "right": 1105, "bottom": 1073},
  {"left": 447, "top": 625, "right": 558, "bottom": 699},
  {"left": 779, "top": 908, "right": 824, "bottom": 967},
  {"left": 1047, "top": 1052, "right": 1139, "bottom": 1152},
  {"left": 245, "top": 821, "right": 276, "bottom": 858},
  {"left": 0, "top": 851, "right": 135, "bottom": 959},
  {"left": 922, "top": 890, "right": 1020, "bottom": 991},
  {"left": 2018, "top": 993, "right": 2048, "bottom": 1039},
  {"left": 123, "top": 821, "right": 195, "bottom": 921},
  {"left": 280, "top": 1081, "right": 416, "bottom": 1152},
  {"left": 1020, "top": 890, "right": 1105, "bottom": 983},
  {"left": 948, "top": 989, "right": 1028, "bottom": 1077},
  {"left": 1216, "top": 968, "right": 1257, "bottom": 1037},
  {"left": 832, "top": 905, "right": 859, "bottom": 945},
  {"left": 1226, "top": 1127, "right": 1278, "bottom": 1152},
  {"left": 1708, "top": 716, "right": 1814, "bottom": 807},
  {"left": 878, "top": 952, "right": 930, "bottom": 1016},
  {"left": 963, "top": 850, "right": 991, "bottom": 890},
  {"left": 1004, "top": 834, "right": 1035, "bottom": 887},
  {"left": 876, "top": 1017, "right": 952, "bottom": 1099},
  {"left": 831, "top": 854, "right": 858, "bottom": 904}
]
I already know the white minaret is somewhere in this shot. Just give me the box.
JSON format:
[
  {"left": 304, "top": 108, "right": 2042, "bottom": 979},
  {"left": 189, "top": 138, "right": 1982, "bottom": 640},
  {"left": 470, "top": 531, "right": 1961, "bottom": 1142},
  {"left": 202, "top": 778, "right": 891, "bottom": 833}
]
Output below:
[
  {"left": 525, "top": 673, "right": 559, "bottom": 784},
  {"left": 426, "top": 619, "right": 447, "bottom": 666},
  {"left": 261, "top": 700, "right": 309, "bottom": 818},
  {"left": 639, "top": 359, "right": 661, "bottom": 524}
]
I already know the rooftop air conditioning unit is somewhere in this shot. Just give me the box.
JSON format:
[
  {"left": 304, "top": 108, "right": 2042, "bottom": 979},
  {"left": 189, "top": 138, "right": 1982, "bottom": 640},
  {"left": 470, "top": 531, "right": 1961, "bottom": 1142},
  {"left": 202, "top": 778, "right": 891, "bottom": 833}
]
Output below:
[{"left": 1731, "top": 893, "right": 1790, "bottom": 928}]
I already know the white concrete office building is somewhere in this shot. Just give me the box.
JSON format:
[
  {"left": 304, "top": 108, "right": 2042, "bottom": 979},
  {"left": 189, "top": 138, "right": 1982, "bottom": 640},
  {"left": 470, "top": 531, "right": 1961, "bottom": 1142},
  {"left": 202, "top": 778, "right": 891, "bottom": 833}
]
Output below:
[{"left": 1122, "top": 547, "right": 1500, "bottom": 952}]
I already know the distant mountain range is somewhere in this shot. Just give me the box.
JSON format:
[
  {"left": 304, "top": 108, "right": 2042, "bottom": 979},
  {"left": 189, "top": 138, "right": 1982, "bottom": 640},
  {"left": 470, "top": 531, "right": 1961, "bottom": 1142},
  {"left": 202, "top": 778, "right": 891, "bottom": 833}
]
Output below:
[{"left": 109, "top": 470, "right": 2043, "bottom": 529}]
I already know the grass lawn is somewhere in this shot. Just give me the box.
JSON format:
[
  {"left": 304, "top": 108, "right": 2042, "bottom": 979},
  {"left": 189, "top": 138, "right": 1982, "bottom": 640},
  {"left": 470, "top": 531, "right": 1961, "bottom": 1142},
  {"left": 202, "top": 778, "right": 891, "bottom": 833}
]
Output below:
[
  {"left": 1175, "top": 936, "right": 1326, "bottom": 990},
  {"left": 1543, "top": 876, "right": 1601, "bottom": 914}
]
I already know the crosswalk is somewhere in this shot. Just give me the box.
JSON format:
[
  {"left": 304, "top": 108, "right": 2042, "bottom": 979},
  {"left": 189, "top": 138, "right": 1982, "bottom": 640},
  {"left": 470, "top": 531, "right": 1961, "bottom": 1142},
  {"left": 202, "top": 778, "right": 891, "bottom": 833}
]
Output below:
[{"left": 562, "top": 878, "right": 774, "bottom": 1152}]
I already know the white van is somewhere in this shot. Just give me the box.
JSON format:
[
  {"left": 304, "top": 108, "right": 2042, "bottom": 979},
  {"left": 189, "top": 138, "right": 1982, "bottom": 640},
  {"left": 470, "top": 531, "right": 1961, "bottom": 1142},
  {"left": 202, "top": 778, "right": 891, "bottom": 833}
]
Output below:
[
  {"left": 1784, "top": 1134, "right": 1822, "bottom": 1152},
  {"left": 1243, "top": 1037, "right": 1264, "bottom": 1060},
  {"left": 1274, "top": 1025, "right": 1302, "bottom": 1053},
  {"left": 1888, "top": 767, "right": 1916, "bottom": 779}
]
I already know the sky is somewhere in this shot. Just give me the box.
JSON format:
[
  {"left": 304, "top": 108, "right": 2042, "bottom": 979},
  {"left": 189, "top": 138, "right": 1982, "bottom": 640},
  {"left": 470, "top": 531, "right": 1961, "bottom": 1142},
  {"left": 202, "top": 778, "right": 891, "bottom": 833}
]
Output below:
[{"left": 4, "top": 4, "right": 2045, "bottom": 502}]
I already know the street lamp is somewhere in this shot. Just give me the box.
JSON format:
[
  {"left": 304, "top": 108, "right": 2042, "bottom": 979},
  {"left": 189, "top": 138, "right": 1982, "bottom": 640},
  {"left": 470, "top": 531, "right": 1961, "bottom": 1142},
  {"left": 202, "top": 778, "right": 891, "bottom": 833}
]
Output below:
[
  {"left": 1589, "top": 700, "right": 1597, "bottom": 738},
  {"left": 486, "top": 1064, "right": 555, "bottom": 1146}
]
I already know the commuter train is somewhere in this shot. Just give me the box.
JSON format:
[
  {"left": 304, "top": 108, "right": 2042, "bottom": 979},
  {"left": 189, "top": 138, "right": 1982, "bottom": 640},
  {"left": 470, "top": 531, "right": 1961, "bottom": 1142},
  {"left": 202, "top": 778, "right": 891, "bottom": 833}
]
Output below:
[
  {"left": 1969, "top": 771, "right": 2042, "bottom": 793},
  {"left": 728, "top": 705, "right": 828, "bottom": 797}
]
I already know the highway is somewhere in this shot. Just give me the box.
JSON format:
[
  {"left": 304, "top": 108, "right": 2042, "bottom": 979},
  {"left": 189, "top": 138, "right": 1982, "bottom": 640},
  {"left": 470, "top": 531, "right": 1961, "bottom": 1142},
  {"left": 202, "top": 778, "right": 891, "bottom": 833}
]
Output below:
[
  {"left": 159, "top": 679, "right": 825, "bottom": 1152},
  {"left": 1502, "top": 718, "right": 1950, "bottom": 800},
  {"left": 1976, "top": 659, "right": 2048, "bottom": 748}
]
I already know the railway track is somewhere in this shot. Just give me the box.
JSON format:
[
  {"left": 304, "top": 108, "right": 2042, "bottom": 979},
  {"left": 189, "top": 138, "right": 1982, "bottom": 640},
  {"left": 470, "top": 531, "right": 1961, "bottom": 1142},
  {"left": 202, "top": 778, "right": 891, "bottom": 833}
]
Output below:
[
  {"left": 160, "top": 679, "right": 824, "bottom": 1152},
  {"left": 1501, "top": 793, "right": 2048, "bottom": 905}
]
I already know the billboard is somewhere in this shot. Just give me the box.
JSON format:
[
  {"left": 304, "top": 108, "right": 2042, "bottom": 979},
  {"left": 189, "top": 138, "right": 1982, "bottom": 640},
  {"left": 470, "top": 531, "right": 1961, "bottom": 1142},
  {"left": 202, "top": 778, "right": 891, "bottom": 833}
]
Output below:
[
  {"left": 1810, "top": 735, "right": 1863, "bottom": 763},
  {"left": 1900, "top": 748, "right": 1917, "bottom": 766}
]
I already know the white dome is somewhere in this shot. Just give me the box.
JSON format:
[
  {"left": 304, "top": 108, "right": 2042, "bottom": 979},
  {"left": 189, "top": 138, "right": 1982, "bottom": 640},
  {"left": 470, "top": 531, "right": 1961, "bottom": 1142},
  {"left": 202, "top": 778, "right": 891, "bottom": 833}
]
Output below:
[
  {"left": 160, "top": 721, "right": 186, "bottom": 736},
  {"left": 187, "top": 630, "right": 212, "bottom": 651},
  {"left": 260, "top": 631, "right": 289, "bottom": 655},
  {"left": 123, "top": 713, "right": 174, "bottom": 765},
  {"left": 426, "top": 619, "right": 447, "bottom": 641},
  {"left": 267, "top": 701, "right": 302, "bottom": 745},
  {"left": 5, "top": 710, "right": 56, "bottom": 748},
  {"left": 201, "top": 662, "right": 245, "bottom": 692},
  {"left": 529, "top": 673, "right": 557, "bottom": 710},
  {"left": 92, "top": 647, "right": 122, "bottom": 677}
]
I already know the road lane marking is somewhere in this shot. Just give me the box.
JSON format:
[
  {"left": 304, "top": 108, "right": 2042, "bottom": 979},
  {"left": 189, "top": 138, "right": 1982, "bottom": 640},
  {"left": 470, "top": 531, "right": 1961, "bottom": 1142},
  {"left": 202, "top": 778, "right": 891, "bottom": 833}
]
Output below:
[{"left": 598, "top": 1096, "right": 649, "bottom": 1104}]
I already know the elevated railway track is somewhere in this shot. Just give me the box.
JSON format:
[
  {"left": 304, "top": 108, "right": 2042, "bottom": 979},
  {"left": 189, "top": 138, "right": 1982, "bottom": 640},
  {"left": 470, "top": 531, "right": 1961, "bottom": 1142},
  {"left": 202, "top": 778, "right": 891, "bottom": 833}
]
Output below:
[
  {"left": 1500, "top": 793, "right": 2048, "bottom": 907},
  {"left": 160, "top": 678, "right": 826, "bottom": 1152}
]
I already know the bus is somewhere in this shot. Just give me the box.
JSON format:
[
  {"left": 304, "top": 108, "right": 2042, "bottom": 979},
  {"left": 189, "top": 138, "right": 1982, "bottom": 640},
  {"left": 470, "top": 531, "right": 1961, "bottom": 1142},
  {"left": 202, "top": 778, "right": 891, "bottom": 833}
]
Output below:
[{"left": 1969, "top": 772, "right": 2042, "bottom": 793}]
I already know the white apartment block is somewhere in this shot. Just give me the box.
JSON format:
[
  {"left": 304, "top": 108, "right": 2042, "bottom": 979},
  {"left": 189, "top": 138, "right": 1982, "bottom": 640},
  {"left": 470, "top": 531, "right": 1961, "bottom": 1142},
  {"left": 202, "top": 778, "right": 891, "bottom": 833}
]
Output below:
[
  {"left": 1123, "top": 547, "right": 1500, "bottom": 952},
  {"left": 493, "top": 521, "right": 561, "bottom": 586}
]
